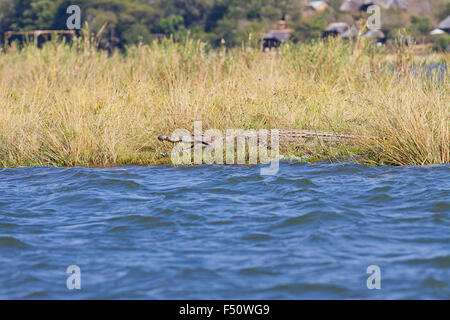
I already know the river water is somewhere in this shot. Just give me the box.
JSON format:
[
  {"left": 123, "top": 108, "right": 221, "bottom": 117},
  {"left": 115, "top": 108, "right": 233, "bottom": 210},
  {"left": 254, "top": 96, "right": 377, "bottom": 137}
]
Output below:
[{"left": 0, "top": 162, "right": 448, "bottom": 299}]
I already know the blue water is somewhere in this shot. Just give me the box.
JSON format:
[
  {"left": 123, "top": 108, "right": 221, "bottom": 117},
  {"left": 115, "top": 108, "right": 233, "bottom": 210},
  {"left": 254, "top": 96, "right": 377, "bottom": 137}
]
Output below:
[
  {"left": 0, "top": 163, "right": 449, "bottom": 299},
  {"left": 382, "top": 63, "right": 447, "bottom": 83}
]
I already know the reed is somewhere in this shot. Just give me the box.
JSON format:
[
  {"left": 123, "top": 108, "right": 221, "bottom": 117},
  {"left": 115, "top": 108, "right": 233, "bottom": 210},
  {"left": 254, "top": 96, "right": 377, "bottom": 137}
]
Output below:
[{"left": 0, "top": 35, "right": 448, "bottom": 167}]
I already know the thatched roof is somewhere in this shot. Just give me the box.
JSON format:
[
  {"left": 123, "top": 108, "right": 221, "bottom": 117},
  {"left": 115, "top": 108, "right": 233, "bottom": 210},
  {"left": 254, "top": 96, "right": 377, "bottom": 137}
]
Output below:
[
  {"left": 323, "top": 22, "right": 357, "bottom": 38},
  {"left": 262, "top": 20, "right": 292, "bottom": 43},
  {"left": 264, "top": 31, "right": 291, "bottom": 42},
  {"left": 373, "top": 0, "right": 408, "bottom": 9},
  {"left": 309, "top": 1, "right": 327, "bottom": 10},
  {"left": 340, "top": 0, "right": 364, "bottom": 12},
  {"left": 430, "top": 28, "right": 445, "bottom": 36},
  {"left": 390, "top": 0, "right": 408, "bottom": 10},
  {"left": 341, "top": 26, "right": 358, "bottom": 39},
  {"left": 363, "top": 29, "right": 386, "bottom": 39},
  {"left": 372, "top": 0, "right": 390, "bottom": 8},
  {"left": 325, "top": 22, "right": 349, "bottom": 34},
  {"left": 340, "top": 0, "right": 408, "bottom": 12},
  {"left": 438, "top": 16, "right": 450, "bottom": 31}
]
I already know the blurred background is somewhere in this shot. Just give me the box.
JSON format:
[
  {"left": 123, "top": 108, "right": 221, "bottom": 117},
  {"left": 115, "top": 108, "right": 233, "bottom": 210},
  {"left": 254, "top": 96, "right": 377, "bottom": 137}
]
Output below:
[{"left": 0, "top": 0, "right": 449, "bottom": 50}]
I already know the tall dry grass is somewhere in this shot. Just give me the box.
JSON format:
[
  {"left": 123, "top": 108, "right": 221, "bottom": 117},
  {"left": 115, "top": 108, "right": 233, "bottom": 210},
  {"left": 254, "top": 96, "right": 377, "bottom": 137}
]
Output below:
[{"left": 0, "top": 35, "right": 448, "bottom": 167}]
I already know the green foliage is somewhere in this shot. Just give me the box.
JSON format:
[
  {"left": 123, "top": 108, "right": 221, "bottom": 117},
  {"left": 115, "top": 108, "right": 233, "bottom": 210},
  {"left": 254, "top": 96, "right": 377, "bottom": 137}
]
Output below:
[
  {"left": 0, "top": 0, "right": 17, "bottom": 31},
  {"left": 0, "top": 0, "right": 448, "bottom": 48},
  {"left": 292, "top": 15, "right": 328, "bottom": 42},
  {"left": 159, "top": 15, "right": 185, "bottom": 34},
  {"left": 431, "top": 33, "right": 450, "bottom": 52},
  {"left": 122, "top": 23, "right": 153, "bottom": 45},
  {"left": 382, "top": 8, "right": 411, "bottom": 38},
  {"left": 407, "top": 15, "right": 430, "bottom": 36},
  {"left": 10, "top": 0, "right": 62, "bottom": 30}
]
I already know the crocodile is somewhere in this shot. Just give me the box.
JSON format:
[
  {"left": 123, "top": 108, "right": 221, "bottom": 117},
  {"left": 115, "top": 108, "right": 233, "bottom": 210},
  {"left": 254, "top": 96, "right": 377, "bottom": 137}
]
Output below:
[{"left": 158, "top": 129, "right": 359, "bottom": 145}]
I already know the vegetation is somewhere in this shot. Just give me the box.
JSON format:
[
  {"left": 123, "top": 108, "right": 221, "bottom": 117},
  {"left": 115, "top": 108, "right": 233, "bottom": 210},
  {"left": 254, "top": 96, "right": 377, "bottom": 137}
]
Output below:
[
  {"left": 0, "top": 0, "right": 449, "bottom": 49},
  {"left": 0, "top": 35, "right": 448, "bottom": 167}
]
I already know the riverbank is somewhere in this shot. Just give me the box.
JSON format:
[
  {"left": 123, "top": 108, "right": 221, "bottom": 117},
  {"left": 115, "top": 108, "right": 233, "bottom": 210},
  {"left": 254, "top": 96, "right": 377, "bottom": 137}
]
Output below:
[{"left": 0, "top": 37, "right": 448, "bottom": 167}]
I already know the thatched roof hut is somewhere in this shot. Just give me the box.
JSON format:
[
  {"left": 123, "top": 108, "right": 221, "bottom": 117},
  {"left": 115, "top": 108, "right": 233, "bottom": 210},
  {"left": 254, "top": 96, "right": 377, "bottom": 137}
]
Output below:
[
  {"left": 264, "top": 31, "right": 291, "bottom": 43},
  {"left": 303, "top": 1, "right": 329, "bottom": 17},
  {"left": 373, "top": 0, "right": 408, "bottom": 10},
  {"left": 324, "top": 22, "right": 349, "bottom": 35},
  {"left": 309, "top": 1, "right": 328, "bottom": 11},
  {"left": 363, "top": 29, "right": 386, "bottom": 42},
  {"left": 262, "top": 20, "right": 292, "bottom": 50},
  {"left": 340, "top": 0, "right": 364, "bottom": 12},
  {"left": 323, "top": 23, "right": 357, "bottom": 38},
  {"left": 340, "top": 0, "right": 408, "bottom": 12},
  {"left": 430, "top": 28, "right": 445, "bottom": 36},
  {"left": 438, "top": 16, "right": 450, "bottom": 32}
]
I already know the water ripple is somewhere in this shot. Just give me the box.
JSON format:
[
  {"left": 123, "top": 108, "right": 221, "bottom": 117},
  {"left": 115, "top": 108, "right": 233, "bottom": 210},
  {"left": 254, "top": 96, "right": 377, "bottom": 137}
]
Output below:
[{"left": 0, "top": 163, "right": 449, "bottom": 299}]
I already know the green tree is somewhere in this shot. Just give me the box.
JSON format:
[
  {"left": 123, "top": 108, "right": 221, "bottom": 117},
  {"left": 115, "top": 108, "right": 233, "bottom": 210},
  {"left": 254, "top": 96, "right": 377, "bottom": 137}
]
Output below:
[
  {"left": 159, "top": 15, "right": 185, "bottom": 34},
  {"left": 10, "top": 0, "right": 62, "bottom": 30},
  {"left": 407, "top": 15, "right": 430, "bottom": 36},
  {"left": 292, "top": 14, "right": 328, "bottom": 42}
]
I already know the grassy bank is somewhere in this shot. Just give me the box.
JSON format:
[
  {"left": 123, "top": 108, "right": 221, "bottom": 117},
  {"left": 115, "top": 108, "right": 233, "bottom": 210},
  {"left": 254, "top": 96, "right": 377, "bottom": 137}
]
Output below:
[{"left": 0, "top": 36, "right": 448, "bottom": 167}]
